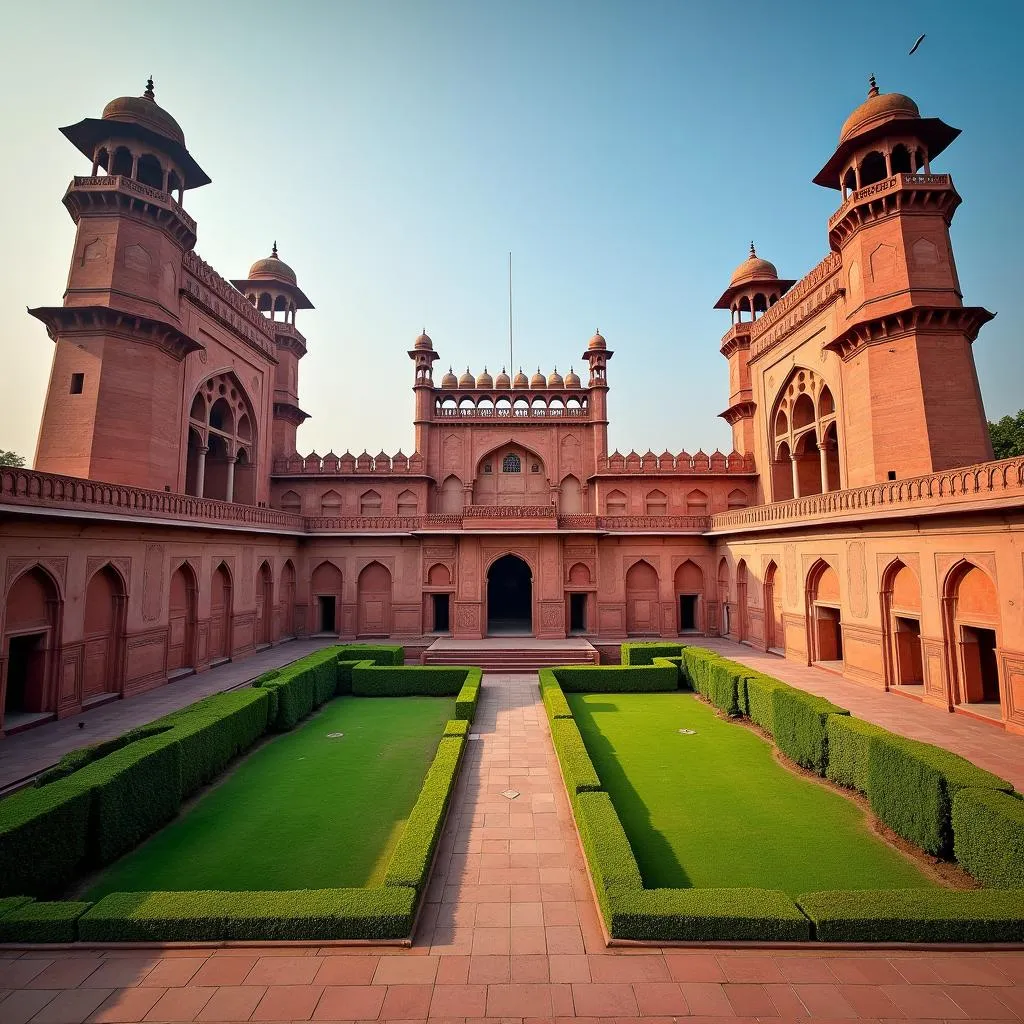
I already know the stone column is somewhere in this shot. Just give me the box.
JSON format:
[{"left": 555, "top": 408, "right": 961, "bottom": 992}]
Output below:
[
  {"left": 791, "top": 454, "right": 801, "bottom": 499},
  {"left": 195, "top": 446, "right": 208, "bottom": 498},
  {"left": 818, "top": 442, "right": 830, "bottom": 493},
  {"left": 225, "top": 454, "right": 237, "bottom": 503}
]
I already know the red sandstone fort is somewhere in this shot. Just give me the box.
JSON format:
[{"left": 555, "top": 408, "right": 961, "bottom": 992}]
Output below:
[{"left": 2, "top": 75, "right": 1021, "bottom": 735}]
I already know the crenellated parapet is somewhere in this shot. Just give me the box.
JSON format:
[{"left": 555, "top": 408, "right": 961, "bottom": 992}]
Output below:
[
  {"left": 598, "top": 450, "right": 755, "bottom": 474},
  {"left": 272, "top": 450, "right": 427, "bottom": 476}
]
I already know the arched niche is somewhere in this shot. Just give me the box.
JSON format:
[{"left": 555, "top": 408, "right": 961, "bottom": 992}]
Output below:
[
  {"left": 807, "top": 560, "right": 842, "bottom": 665},
  {"left": 311, "top": 561, "right": 343, "bottom": 634},
  {"left": 256, "top": 561, "right": 274, "bottom": 646},
  {"left": 209, "top": 563, "right": 233, "bottom": 662},
  {"left": 559, "top": 474, "right": 582, "bottom": 514},
  {"left": 3, "top": 566, "right": 62, "bottom": 721},
  {"left": 625, "top": 560, "right": 660, "bottom": 636},
  {"left": 473, "top": 443, "right": 547, "bottom": 506},
  {"left": 943, "top": 562, "right": 1002, "bottom": 711},
  {"left": 83, "top": 564, "right": 126, "bottom": 700},
  {"left": 674, "top": 560, "right": 704, "bottom": 633},
  {"left": 357, "top": 562, "right": 393, "bottom": 638}
]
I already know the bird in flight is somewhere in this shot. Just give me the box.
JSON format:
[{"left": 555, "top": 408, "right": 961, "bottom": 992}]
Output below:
[{"left": 909, "top": 33, "right": 926, "bottom": 55}]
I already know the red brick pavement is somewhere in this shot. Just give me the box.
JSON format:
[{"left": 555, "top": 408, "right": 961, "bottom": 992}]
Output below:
[{"left": 0, "top": 671, "right": 1021, "bottom": 1022}]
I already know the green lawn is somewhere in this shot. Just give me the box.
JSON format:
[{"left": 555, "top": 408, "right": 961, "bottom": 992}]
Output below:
[
  {"left": 567, "top": 691, "right": 937, "bottom": 894},
  {"left": 86, "top": 696, "right": 454, "bottom": 897}
]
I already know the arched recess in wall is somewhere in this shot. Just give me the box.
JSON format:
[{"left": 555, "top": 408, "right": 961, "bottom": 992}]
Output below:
[
  {"left": 769, "top": 367, "right": 840, "bottom": 502},
  {"left": 943, "top": 561, "right": 1002, "bottom": 710},
  {"left": 606, "top": 489, "right": 627, "bottom": 515},
  {"left": 645, "top": 489, "right": 668, "bottom": 516},
  {"left": 439, "top": 475, "right": 465, "bottom": 515},
  {"left": 559, "top": 475, "right": 582, "bottom": 514},
  {"left": 735, "top": 559, "right": 749, "bottom": 642},
  {"left": 280, "top": 490, "right": 301, "bottom": 515},
  {"left": 256, "top": 561, "right": 274, "bottom": 646},
  {"left": 311, "top": 561, "right": 342, "bottom": 634},
  {"left": 717, "top": 558, "right": 731, "bottom": 636},
  {"left": 674, "top": 560, "right": 704, "bottom": 633},
  {"left": 427, "top": 563, "right": 451, "bottom": 587},
  {"left": 397, "top": 490, "right": 418, "bottom": 516},
  {"left": 881, "top": 560, "right": 923, "bottom": 689},
  {"left": 686, "top": 489, "right": 708, "bottom": 516},
  {"left": 807, "top": 559, "right": 843, "bottom": 665},
  {"left": 281, "top": 560, "right": 297, "bottom": 638},
  {"left": 359, "top": 490, "right": 382, "bottom": 516},
  {"left": 2, "top": 566, "right": 62, "bottom": 722},
  {"left": 568, "top": 562, "right": 591, "bottom": 586},
  {"left": 357, "top": 562, "right": 393, "bottom": 638},
  {"left": 763, "top": 560, "right": 784, "bottom": 652},
  {"left": 473, "top": 442, "right": 547, "bottom": 506},
  {"left": 321, "top": 490, "right": 342, "bottom": 517},
  {"left": 167, "top": 562, "right": 198, "bottom": 675},
  {"left": 185, "top": 371, "right": 259, "bottom": 504},
  {"left": 209, "top": 563, "right": 233, "bottom": 662},
  {"left": 83, "top": 564, "right": 127, "bottom": 700},
  {"left": 727, "top": 489, "right": 748, "bottom": 510},
  {"left": 624, "top": 560, "right": 660, "bottom": 636}
]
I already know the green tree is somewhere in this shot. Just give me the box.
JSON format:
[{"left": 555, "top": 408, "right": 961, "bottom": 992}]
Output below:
[
  {"left": 988, "top": 409, "right": 1024, "bottom": 460},
  {"left": 0, "top": 449, "right": 25, "bottom": 467}
]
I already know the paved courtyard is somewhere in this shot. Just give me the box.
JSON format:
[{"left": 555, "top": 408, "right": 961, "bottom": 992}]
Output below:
[{"left": 0, "top": 666, "right": 1022, "bottom": 1022}]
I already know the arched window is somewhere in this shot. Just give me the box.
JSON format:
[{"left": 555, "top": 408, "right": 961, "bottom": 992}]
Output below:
[
  {"left": 859, "top": 150, "right": 887, "bottom": 187},
  {"left": 770, "top": 367, "right": 841, "bottom": 500},
  {"left": 136, "top": 153, "right": 163, "bottom": 190},
  {"left": 502, "top": 453, "right": 521, "bottom": 473},
  {"left": 185, "top": 372, "right": 258, "bottom": 504}
]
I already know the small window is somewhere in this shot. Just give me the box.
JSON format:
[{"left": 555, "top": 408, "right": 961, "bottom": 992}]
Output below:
[
  {"left": 531, "top": 463, "right": 540, "bottom": 473},
  {"left": 70, "top": 373, "right": 84, "bottom": 394},
  {"left": 483, "top": 463, "right": 492, "bottom": 474},
  {"left": 502, "top": 453, "right": 521, "bottom": 473}
]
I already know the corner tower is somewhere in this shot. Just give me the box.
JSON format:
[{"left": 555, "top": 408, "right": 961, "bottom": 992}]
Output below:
[
  {"left": 582, "top": 331, "right": 612, "bottom": 458},
  {"left": 817, "top": 77, "right": 995, "bottom": 481},
  {"left": 30, "top": 79, "right": 211, "bottom": 488}
]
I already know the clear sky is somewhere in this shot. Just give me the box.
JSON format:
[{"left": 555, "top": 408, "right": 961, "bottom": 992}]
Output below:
[{"left": 1, "top": 0, "right": 1020, "bottom": 463}]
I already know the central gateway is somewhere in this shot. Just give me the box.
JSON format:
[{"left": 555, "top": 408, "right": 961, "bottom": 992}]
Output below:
[{"left": 487, "top": 554, "right": 533, "bottom": 636}]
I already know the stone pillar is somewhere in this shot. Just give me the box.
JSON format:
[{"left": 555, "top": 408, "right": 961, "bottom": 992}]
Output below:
[
  {"left": 225, "top": 454, "right": 237, "bottom": 504},
  {"left": 818, "top": 442, "right": 830, "bottom": 493},
  {"left": 791, "top": 455, "right": 801, "bottom": 499},
  {"left": 195, "top": 446, "right": 208, "bottom": 498}
]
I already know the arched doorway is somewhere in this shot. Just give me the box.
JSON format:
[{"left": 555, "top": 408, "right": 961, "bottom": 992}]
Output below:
[
  {"left": 487, "top": 555, "right": 533, "bottom": 635},
  {"left": 281, "top": 560, "right": 296, "bottom": 637},
  {"left": 209, "top": 563, "right": 232, "bottom": 663},
  {"left": 357, "top": 562, "right": 393, "bottom": 638},
  {"left": 167, "top": 563, "right": 197, "bottom": 676},
  {"left": 735, "top": 560, "right": 749, "bottom": 642},
  {"left": 311, "top": 561, "right": 342, "bottom": 634},
  {"left": 882, "top": 561, "right": 923, "bottom": 690},
  {"left": 717, "top": 558, "right": 731, "bottom": 636},
  {"left": 674, "top": 560, "right": 703, "bottom": 633},
  {"left": 427, "top": 563, "right": 452, "bottom": 634},
  {"left": 625, "top": 560, "right": 659, "bottom": 636},
  {"left": 256, "top": 562, "right": 274, "bottom": 646},
  {"left": 764, "top": 561, "right": 784, "bottom": 653},
  {"left": 808, "top": 560, "right": 843, "bottom": 666},
  {"left": 83, "top": 565, "right": 125, "bottom": 701},
  {"left": 945, "top": 563, "right": 1002, "bottom": 715},
  {"left": 2, "top": 567, "right": 60, "bottom": 726}
]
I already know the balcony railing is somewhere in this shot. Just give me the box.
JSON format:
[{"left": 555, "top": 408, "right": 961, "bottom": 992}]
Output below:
[{"left": 598, "top": 515, "right": 711, "bottom": 531}]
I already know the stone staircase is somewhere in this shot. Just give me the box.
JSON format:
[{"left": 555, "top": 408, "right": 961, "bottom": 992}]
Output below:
[{"left": 420, "top": 638, "right": 599, "bottom": 673}]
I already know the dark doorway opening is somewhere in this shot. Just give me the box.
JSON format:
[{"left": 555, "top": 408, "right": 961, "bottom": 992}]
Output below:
[
  {"left": 815, "top": 606, "right": 843, "bottom": 662},
  {"left": 569, "top": 594, "right": 587, "bottom": 634},
  {"left": 432, "top": 594, "right": 450, "bottom": 633},
  {"left": 317, "top": 596, "right": 336, "bottom": 634},
  {"left": 894, "top": 616, "right": 923, "bottom": 686},
  {"left": 679, "top": 595, "right": 698, "bottom": 632},
  {"left": 487, "top": 555, "right": 532, "bottom": 635},
  {"left": 961, "top": 625, "right": 1000, "bottom": 704},
  {"left": 5, "top": 633, "right": 46, "bottom": 715}
]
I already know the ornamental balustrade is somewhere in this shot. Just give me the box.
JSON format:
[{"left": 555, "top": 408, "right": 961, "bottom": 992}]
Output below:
[
  {"left": 305, "top": 515, "right": 423, "bottom": 531},
  {"left": 463, "top": 504, "right": 557, "bottom": 518},
  {"left": 827, "top": 172, "right": 953, "bottom": 230},
  {"left": 597, "top": 515, "right": 711, "bottom": 531},
  {"left": 272, "top": 452, "right": 426, "bottom": 475},
  {"left": 71, "top": 175, "right": 198, "bottom": 234},
  {"left": 600, "top": 451, "right": 755, "bottom": 473},
  {"left": 433, "top": 405, "right": 589, "bottom": 419}
]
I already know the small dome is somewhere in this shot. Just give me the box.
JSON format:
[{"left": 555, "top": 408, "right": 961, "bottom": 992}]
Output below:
[
  {"left": 547, "top": 368, "right": 564, "bottom": 388},
  {"left": 588, "top": 330, "right": 606, "bottom": 351},
  {"left": 248, "top": 242, "right": 297, "bottom": 285},
  {"left": 413, "top": 329, "right": 433, "bottom": 351},
  {"left": 102, "top": 78, "right": 185, "bottom": 146},
  {"left": 458, "top": 367, "right": 475, "bottom": 388},
  {"left": 441, "top": 367, "right": 458, "bottom": 389},
  {"left": 513, "top": 368, "right": 529, "bottom": 388},
  {"left": 729, "top": 243, "right": 779, "bottom": 287},
  {"left": 476, "top": 367, "right": 493, "bottom": 389},
  {"left": 495, "top": 368, "right": 511, "bottom": 388},
  {"left": 840, "top": 77, "right": 919, "bottom": 144},
  {"left": 530, "top": 368, "right": 547, "bottom": 388},
  {"left": 564, "top": 367, "right": 581, "bottom": 388}
]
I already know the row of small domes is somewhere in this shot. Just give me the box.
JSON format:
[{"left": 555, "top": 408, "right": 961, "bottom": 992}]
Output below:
[{"left": 440, "top": 366, "right": 582, "bottom": 390}]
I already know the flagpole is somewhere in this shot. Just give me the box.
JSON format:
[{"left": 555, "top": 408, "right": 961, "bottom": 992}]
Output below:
[{"left": 508, "top": 251, "right": 513, "bottom": 372}]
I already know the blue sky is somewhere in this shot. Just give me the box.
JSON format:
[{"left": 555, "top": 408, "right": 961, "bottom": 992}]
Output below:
[{"left": 1, "top": 0, "right": 1020, "bottom": 462}]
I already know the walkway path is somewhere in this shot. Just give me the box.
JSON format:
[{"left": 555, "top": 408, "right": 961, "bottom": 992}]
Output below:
[
  {"left": 0, "top": 671, "right": 1022, "bottom": 1022},
  {"left": 0, "top": 639, "right": 331, "bottom": 791},
  {"left": 699, "top": 638, "right": 1024, "bottom": 790}
]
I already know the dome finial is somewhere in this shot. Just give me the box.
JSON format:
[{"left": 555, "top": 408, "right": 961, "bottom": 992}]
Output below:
[
  {"left": 271, "top": 240, "right": 278, "bottom": 258},
  {"left": 144, "top": 76, "right": 155, "bottom": 100},
  {"left": 868, "top": 74, "right": 879, "bottom": 97},
  {"left": 749, "top": 241, "right": 756, "bottom": 258}
]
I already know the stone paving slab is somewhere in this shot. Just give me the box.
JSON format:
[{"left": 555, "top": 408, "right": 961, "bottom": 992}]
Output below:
[
  {"left": 0, "top": 639, "right": 334, "bottom": 790},
  {"left": 1, "top": 669, "right": 1023, "bottom": 1021}
]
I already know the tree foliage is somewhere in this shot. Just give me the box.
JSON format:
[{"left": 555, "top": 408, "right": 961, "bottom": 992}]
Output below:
[
  {"left": 988, "top": 410, "right": 1024, "bottom": 460},
  {"left": 0, "top": 450, "right": 25, "bottom": 468}
]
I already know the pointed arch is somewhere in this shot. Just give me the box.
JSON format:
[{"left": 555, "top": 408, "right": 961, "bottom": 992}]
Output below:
[
  {"left": 764, "top": 560, "right": 783, "bottom": 652},
  {"left": 396, "top": 489, "right": 418, "bottom": 516},
  {"left": 320, "top": 489, "right": 342, "bottom": 516},
  {"left": 357, "top": 562, "right": 392, "bottom": 637},
  {"left": 881, "top": 560, "right": 923, "bottom": 690},
  {"left": 735, "top": 559, "right": 749, "bottom": 642},
  {"left": 770, "top": 366, "right": 841, "bottom": 499},
  {"left": 209, "top": 562, "right": 233, "bottom": 662},
  {"left": 311, "top": 560, "right": 342, "bottom": 634},
  {"left": 280, "top": 490, "right": 301, "bottom": 515},
  {"left": 256, "top": 561, "right": 274, "bottom": 646},
  {"left": 439, "top": 474, "right": 465, "bottom": 515},
  {"left": 359, "top": 489, "right": 382, "bottom": 516},
  {"left": 807, "top": 559, "right": 842, "bottom": 665},
  {"left": 685, "top": 489, "right": 708, "bottom": 516},
  {"left": 83, "top": 564, "right": 127, "bottom": 700},
  {"left": 281, "top": 559, "right": 297, "bottom": 638},
  {"left": 625, "top": 559, "right": 660, "bottom": 636},
  {"left": 674, "top": 559, "right": 704, "bottom": 634},
  {"left": 645, "top": 488, "right": 668, "bottom": 516},
  {"left": 559, "top": 474, "right": 582, "bottom": 514},
  {"left": 942, "top": 560, "right": 1002, "bottom": 711},
  {"left": 606, "top": 488, "right": 627, "bottom": 515},
  {"left": 3, "top": 565, "right": 63, "bottom": 722},
  {"left": 473, "top": 440, "right": 547, "bottom": 506}
]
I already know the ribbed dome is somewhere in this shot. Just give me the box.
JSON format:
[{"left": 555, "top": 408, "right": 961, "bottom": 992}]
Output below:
[
  {"left": 840, "top": 78, "right": 919, "bottom": 144},
  {"left": 564, "top": 367, "right": 581, "bottom": 388},
  {"left": 530, "top": 368, "right": 546, "bottom": 388},
  {"left": 513, "top": 369, "right": 529, "bottom": 388},
  {"left": 495, "top": 368, "right": 511, "bottom": 388},
  {"left": 413, "top": 329, "right": 433, "bottom": 351},
  {"left": 458, "top": 368, "right": 475, "bottom": 388},
  {"left": 102, "top": 78, "right": 185, "bottom": 146},
  {"left": 441, "top": 367, "right": 458, "bottom": 389},
  {"left": 729, "top": 243, "right": 778, "bottom": 287},
  {"left": 547, "top": 369, "right": 564, "bottom": 388},
  {"left": 476, "top": 368, "right": 493, "bottom": 389},
  {"left": 588, "top": 330, "right": 606, "bottom": 351},
  {"left": 248, "top": 243, "right": 297, "bottom": 285}
]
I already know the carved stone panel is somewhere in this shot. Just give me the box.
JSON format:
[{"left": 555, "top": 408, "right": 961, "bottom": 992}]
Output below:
[{"left": 847, "top": 540, "right": 868, "bottom": 619}]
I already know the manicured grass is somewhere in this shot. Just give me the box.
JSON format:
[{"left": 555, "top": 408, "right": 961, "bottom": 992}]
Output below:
[
  {"left": 86, "top": 696, "right": 454, "bottom": 897},
  {"left": 567, "top": 692, "right": 937, "bottom": 895}
]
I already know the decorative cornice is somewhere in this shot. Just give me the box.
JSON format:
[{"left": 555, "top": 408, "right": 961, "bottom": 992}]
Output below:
[
  {"left": 719, "top": 400, "right": 757, "bottom": 426},
  {"left": 272, "top": 401, "right": 310, "bottom": 426},
  {"left": 825, "top": 305, "right": 995, "bottom": 360}
]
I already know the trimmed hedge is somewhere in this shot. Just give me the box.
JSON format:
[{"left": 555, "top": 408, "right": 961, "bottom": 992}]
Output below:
[
  {"left": 825, "top": 715, "right": 890, "bottom": 793},
  {"left": 771, "top": 688, "right": 848, "bottom": 775},
  {"left": 575, "top": 790, "right": 643, "bottom": 922},
  {"left": 35, "top": 723, "right": 171, "bottom": 787},
  {"left": 798, "top": 889, "right": 1024, "bottom": 943},
  {"left": 0, "top": 901, "right": 92, "bottom": 943},
  {"left": 608, "top": 888, "right": 811, "bottom": 942},
  {"left": 352, "top": 665, "right": 470, "bottom": 698},
  {"left": 681, "top": 649, "right": 743, "bottom": 717},
  {"left": 552, "top": 664, "right": 677, "bottom": 693},
  {"left": 550, "top": 717, "right": 602, "bottom": 804},
  {"left": 0, "top": 896, "right": 33, "bottom": 917},
  {"left": 382, "top": 735, "right": 465, "bottom": 892},
  {"left": 336, "top": 644, "right": 404, "bottom": 666},
  {"left": 444, "top": 718, "right": 470, "bottom": 738},
  {"left": 621, "top": 642, "right": 686, "bottom": 666},
  {"left": 455, "top": 668, "right": 482, "bottom": 722},
  {"left": 539, "top": 669, "right": 574, "bottom": 720},
  {"left": 743, "top": 672, "right": 792, "bottom": 736},
  {"left": 79, "top": 887, "right": 417, "bottom": 942},
  {"left": 867, "top": 731, "right": 1013, "bottom": 857},
  {"left": 255, "top": 646, "right": 343, "bottom": 729},
  {"left": 952, "top": 789, "right": 1024, "bottom": 889}
]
